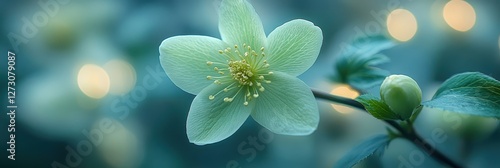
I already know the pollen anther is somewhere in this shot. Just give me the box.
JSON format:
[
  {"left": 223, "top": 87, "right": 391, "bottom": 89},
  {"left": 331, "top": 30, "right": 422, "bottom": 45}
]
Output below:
[
  {"left": 223, "top": 97, "right": 233, "bottom": 102},
  {"left": 208, "top": 43, "right": 273, "bottom": 106},
  {"left": 259, "top": 87, "right": 265, "bottom": 92}
]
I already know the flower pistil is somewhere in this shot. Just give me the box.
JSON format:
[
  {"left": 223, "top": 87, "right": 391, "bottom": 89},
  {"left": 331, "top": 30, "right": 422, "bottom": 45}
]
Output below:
[{"left": 206, "top": 43, "right": 273, "bottom": 106}]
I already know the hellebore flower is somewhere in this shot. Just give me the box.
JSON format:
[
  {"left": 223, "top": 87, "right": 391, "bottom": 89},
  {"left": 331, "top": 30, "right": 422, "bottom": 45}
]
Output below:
[
  {"left": 159, "top": 0, "right": 323, "bottom": 145},
  {"left": 380, "top": 75, "right": 422, "bottom": 120}
]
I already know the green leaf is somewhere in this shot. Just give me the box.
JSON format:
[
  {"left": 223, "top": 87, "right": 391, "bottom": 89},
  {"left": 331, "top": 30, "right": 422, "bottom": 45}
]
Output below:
[
  {"left": 333, "top": 35, "right": 395, "bottom": 91},
  {"left": 334, "top": 134, "right": 391, "bottom": 168},
  {"left": 355, "top": 94, "right": 401, "bottom": 120},
  {"left": 422, "top": 72, "right": 500, "bottom": 118}
]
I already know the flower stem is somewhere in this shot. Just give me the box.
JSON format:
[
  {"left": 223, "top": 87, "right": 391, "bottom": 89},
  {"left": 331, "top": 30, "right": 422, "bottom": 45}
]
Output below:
[{"left": 311, "top": 88, "right": 462, "bottom": 168}]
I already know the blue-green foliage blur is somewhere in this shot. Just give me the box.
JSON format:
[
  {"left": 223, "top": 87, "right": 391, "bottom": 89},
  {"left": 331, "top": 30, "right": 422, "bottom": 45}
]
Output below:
[{"left": 1, "top": 0, "right": 500, "bottom": 167}]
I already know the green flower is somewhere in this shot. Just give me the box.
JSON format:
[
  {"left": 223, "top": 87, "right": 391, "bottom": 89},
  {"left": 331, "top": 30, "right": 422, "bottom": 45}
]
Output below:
[
  {"left": 380, "top": 75, "right": 422, "bottom": 120},
  {"left": 159, "top": 0, "right": 323, "bottom": 145}
]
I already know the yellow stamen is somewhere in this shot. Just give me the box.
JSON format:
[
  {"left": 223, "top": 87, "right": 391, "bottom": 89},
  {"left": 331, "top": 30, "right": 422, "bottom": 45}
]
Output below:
[{"left": 205, "top": 44, "right": 273, "bottom": 105}]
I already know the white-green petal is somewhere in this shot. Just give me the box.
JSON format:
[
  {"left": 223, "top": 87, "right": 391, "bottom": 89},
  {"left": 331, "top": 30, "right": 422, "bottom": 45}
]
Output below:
[
  {"left": 187, "top": 82, "right": 254, "bottom": 145},
  {"left": 159, "top": 35, "right": 229, "bottom": 95},
  {"left": 251, "top": 72, "right": 319, "bottom": 135},
  {"left": 218, "top": 0, "right": 266, "bottom": 49},
  {"left": 267, "top": 19, "right": 323, "bottom": 76}
]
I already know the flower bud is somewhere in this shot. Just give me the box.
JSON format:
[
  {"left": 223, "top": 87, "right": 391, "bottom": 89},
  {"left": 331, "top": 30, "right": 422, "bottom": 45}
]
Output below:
[{"left": 380, "top": 75, "right": 422, "bottom": 120}]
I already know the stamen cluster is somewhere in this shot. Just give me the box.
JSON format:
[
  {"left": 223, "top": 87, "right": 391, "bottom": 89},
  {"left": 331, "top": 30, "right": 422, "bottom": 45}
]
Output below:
[{"left": 205, "top": 43, "right": 273, "bottom": 106}]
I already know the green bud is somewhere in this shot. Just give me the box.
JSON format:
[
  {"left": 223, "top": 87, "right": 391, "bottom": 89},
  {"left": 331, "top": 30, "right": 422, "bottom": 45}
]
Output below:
[{"left": 380, "top": 75, "right": 422, "bottom": 120}]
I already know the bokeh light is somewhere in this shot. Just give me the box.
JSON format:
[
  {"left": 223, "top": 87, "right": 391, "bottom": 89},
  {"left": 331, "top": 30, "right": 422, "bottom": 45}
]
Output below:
[
  {"left": 4, "top": 0, "right": 500, "bottom": 167},
  {"left": 386, "top": 9, "right": 418, "bottom": 42},
  {"left": 97, "top": 119, "right": 142, "bottom": 168},
  {"left": 19, "top": 72, "right": 93, "bottom": 139},
  {"left": 443, "top": 0, "right": 476, "bottom": 32},
  {"left": 104, "top": 59, "right": 137, "bottom": 95},
  {"left": 330, "top": 85, "right": 360, "bottom": 114},
  {"left": 77, "top": 64, "right": 110, "bottom": 99}
]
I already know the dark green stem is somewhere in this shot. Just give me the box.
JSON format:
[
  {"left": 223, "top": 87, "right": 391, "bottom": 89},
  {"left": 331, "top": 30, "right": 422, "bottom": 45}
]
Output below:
[{"left": 311, "top": 88, "right": 462, "bottom": 168}]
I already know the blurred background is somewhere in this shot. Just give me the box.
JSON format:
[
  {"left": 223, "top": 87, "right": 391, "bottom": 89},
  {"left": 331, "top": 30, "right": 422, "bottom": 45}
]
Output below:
[{"left": 1, "top": 0, "right": 499, "bottom": 167}]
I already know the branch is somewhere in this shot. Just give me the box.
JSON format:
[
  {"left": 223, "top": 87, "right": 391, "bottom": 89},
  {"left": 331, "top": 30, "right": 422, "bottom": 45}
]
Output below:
[{"left": 311, "top": 88, "right": 462, "bottom": 168}]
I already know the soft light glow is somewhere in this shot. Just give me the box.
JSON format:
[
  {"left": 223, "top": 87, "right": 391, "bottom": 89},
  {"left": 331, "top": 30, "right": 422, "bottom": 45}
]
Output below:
[
  {"left": 104, "top": 59, "right": 137, "bottom": 95},
  {"left": 77, "top": 64, "right": 110, "bottom": 99},
  {"left": 386, "top": 9, "right": 418, "bottom": 42},
  {"left": 330, "top": 85, "right": 360, "bottom": 114},
  {"left": 443, "top": 0, "right": 476, "bottom": 32},
  {"left": 96, "top": 119, "right": 142, "bottom": 168}
]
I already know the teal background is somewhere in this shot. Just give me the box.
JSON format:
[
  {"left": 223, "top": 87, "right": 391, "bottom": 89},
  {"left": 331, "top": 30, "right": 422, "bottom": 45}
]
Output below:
[{"left": 1, "top": 0, "right": 500, "bottom": 167}]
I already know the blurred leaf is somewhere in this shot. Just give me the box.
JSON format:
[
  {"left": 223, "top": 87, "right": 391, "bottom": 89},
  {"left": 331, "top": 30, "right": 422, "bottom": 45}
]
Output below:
[
  {"left": 423, "top": 72, "right": 500, "bottom": 118},
  {"left": 334, "top": 134, "right": 391, "bottom": 168},
  {"left": 356, "top": 94, "right": 401, "bottom": 120},
  {"left": 333, "top": 35, "right": 395, "bottom": 91}
]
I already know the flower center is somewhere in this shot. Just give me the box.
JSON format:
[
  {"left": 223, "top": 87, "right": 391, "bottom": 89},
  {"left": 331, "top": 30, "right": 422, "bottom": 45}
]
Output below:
[
  {"left": 205, "top": 43, "right": 273, "bottom": 106},
  {"left": 228, "top": 59, "right": 254, "bottom": 85}
]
